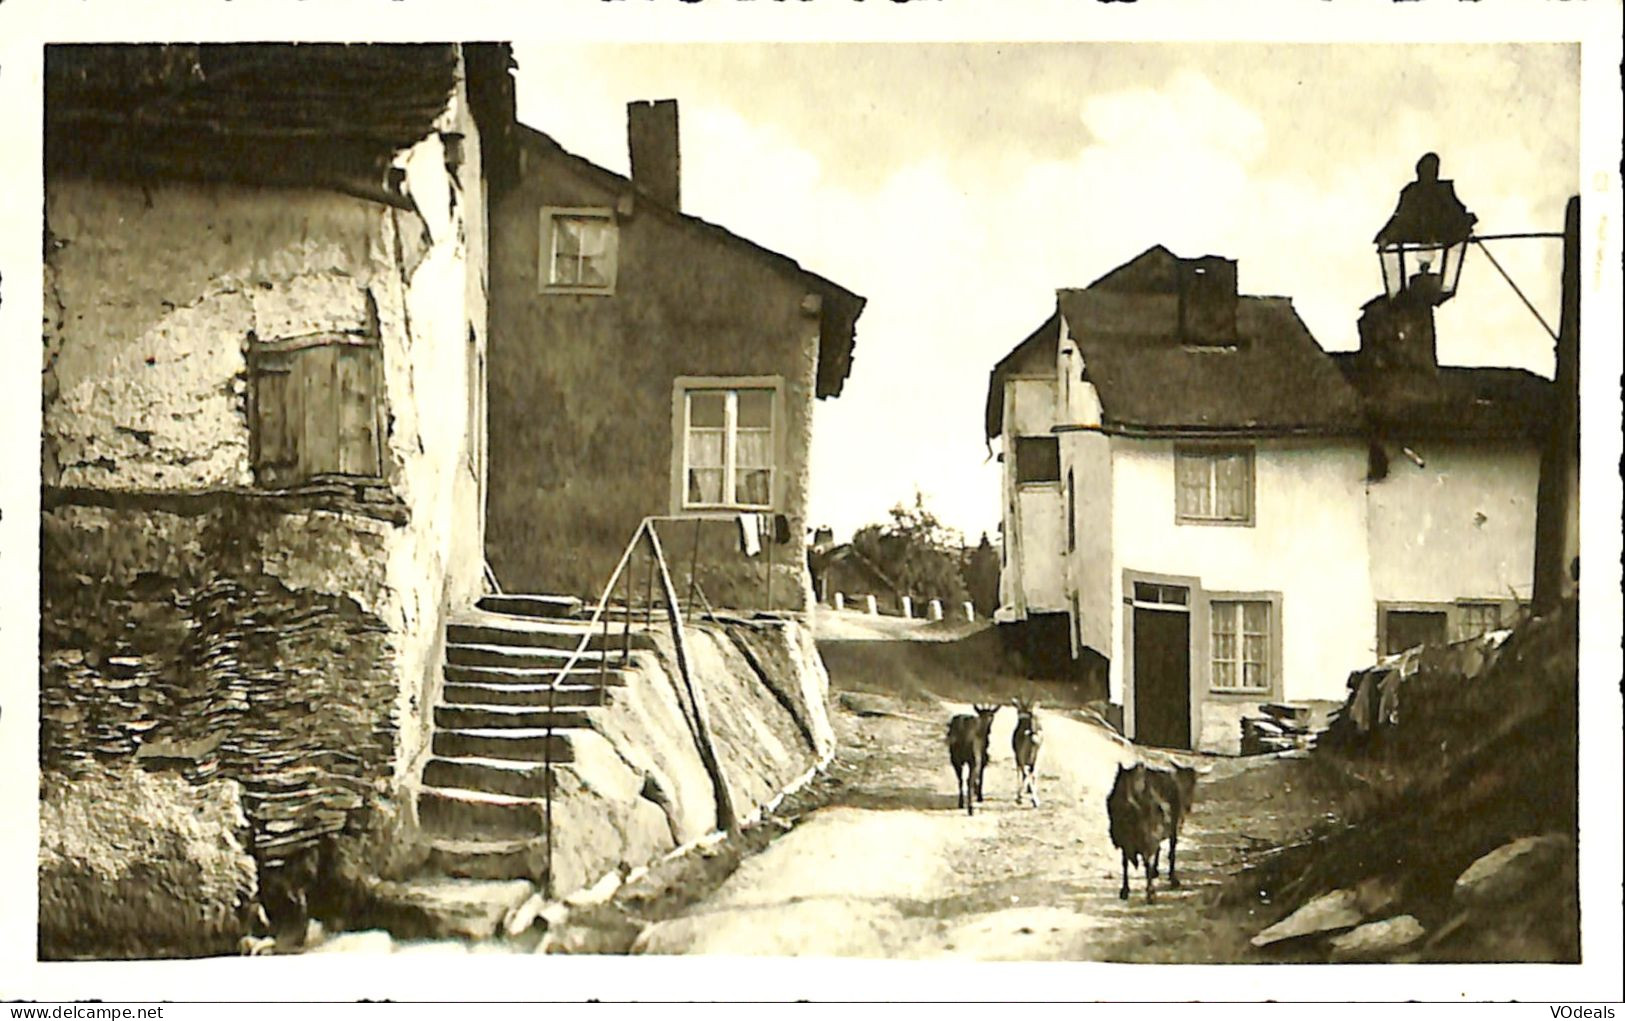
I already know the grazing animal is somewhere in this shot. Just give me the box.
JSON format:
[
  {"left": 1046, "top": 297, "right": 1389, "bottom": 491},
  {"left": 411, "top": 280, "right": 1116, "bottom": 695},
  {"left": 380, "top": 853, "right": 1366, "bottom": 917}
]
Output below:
[
  {"left": 946, "top": 704, "right": 1000, "bottom": 815},
  {"left": 1106, "top": 762, "right": 1198, "bottom": 903},
  {"left": 1011, "top": 697, "right": 1043, "bottom": 807}
]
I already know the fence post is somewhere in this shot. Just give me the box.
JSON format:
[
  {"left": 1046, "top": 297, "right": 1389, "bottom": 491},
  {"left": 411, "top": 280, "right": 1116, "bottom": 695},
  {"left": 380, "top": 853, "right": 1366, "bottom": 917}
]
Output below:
[
  {"left": 865, "top": 594, "right": 878, "bottom": 616},
  {"left": 963, "top": 601, "right": 975, "bottom": 621},
  {"left": 833, "top": 592, "right": 844, "bottom": 611},
  {"left": 901, "top": 596, "right": 913, "bottom": 619},
  {"left": 929, "top": 599, "right": 943, "bottom": 621}
]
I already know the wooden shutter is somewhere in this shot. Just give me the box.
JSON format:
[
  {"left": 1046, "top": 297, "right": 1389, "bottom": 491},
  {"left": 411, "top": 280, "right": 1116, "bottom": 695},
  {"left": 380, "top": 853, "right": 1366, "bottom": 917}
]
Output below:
[{"left": 252, "top": 340, "right": 382, "bottom": 487}]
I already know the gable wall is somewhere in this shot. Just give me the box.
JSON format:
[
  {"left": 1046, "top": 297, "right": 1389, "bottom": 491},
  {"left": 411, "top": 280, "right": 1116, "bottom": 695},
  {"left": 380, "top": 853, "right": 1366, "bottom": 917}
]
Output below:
[{"left": 486, "top": 141, "right": 824, "bottom": 610}]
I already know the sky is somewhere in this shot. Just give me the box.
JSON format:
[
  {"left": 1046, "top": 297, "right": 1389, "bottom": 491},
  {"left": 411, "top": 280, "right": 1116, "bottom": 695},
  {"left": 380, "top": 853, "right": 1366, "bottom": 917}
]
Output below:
[{"left": 512, "top": 42, "right": 1579, "bottom": 545}]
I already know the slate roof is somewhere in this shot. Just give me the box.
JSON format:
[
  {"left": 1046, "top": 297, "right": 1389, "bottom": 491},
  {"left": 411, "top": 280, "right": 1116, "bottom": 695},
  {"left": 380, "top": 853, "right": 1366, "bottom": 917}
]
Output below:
[
  {"left": 515, "top": 125, "right": 867, "bottom": 399},
  {"left": 985, "top": 313, "right": 1059, "bottom": 440},
  {"left": 46, "top": 44, "right": 464, "bottom": 201},
  {"left": 1331, "top": 356, "right": 1553, "bottom": 440},
  {"left": 988, "top": 245, "right": 1549, "bottom": 442},
  {"left": 1057, "top": 247, "right": 1365, "bottom": 435}
]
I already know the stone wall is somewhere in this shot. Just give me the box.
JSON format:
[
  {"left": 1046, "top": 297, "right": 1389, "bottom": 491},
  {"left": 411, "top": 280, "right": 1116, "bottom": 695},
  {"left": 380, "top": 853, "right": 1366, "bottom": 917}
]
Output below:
[
  {"left": 40, "top": 502, "right": 402, "bottom": 874},
  {"left": 547, "top": 617, "right": 834, "bottom": 896}
]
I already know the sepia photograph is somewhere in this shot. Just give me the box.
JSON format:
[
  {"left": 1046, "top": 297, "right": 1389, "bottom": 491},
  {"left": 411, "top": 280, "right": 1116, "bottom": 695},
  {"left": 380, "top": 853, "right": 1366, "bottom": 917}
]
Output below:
[{"left": 2, "top": 0, "right": 1622, "bottom": 1007}]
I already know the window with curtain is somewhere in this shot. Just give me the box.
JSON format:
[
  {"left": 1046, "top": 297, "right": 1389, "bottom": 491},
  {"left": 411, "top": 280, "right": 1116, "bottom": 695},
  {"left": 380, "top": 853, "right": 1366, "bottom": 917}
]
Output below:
[
  {"left": 541, "top": 208, "right": 618, "bottom": 293},
  {"left": 682, "top": 386, "right": 775, "bottom": 510},
  {"left": 1176, "top": 446, "right": 1254, "bottom": 524},
  {"left": 1211, "top": 599, "right": 1271, "bottom": 692}
]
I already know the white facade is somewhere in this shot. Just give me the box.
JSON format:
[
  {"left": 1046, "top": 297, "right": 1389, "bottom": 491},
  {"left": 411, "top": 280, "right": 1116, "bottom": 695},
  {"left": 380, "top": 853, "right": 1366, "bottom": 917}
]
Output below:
[{"left": 995, "top": 313, "right": 1542, "bottom": 754}]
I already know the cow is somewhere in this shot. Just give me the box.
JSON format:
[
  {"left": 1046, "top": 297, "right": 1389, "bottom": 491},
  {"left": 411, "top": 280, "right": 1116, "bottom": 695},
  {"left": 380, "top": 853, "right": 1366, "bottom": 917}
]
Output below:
[
  {"left": 947, "top": 704, "right": 1000, "bottom": 815},
  {"left": 1106, "top": 762, "right": 1198, "bottom": 902},
  {"left": 1011, "top": 697, "right": 1043, "bottom": 807}
]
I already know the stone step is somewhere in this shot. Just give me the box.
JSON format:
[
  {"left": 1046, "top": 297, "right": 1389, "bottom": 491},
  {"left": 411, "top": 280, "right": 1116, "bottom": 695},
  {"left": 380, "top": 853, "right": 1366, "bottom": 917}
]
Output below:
[
  {"left": 433, "top": 703, "right": 596, "bottom": 731},
  {"left": 418, "top": 785, "right": 549, "bottom": 839},
  {"left": 423, "top": 836, "right": 548, "bottom": 882},
  {"left": 363, "top": 876, "right": 537, "bottom": 940},
  {"left": 447, "top": 620, "right": 656, "bottom": 653},
  {"left": 423, "top": 756, "right": 557, "bottom": 799},
  {"left": 432, "top": 728, "right": 574, "bottom": 763},
  {"left": 441, "top": 682, "right": 611, "bottom": 708},
  {"left": 443, "top": 663, "right": 631, "bottom": 687},
  {"left": 446, "top": 642, "right": 629, "bottom": 671},
  {"left": 477, "top": 594, "right": 582, "bottom": 619}
]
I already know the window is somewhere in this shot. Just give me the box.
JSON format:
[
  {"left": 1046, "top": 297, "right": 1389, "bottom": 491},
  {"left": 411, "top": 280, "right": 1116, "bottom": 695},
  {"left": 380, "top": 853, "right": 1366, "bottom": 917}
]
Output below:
[
  {"left": 1133, "top": 582, "right": 1188, "bottom": 606},
  {"left": 1175, "top": 446, "right": 1254, "bottom": 525},
  {"left": 1454, "top": 602, "right": 1502, "bottom": 642},
  {"left": 1015, "top": 436, "right": 1061, "bottom": 484},
  {"left": 249, "top": 339, "right": 383, "bottom": 488},
  {"left": 680, "top": 385, "right": 776, "bottom": 510},
  {"left": 1382, "top": 609, "right": 1447, "bottom": 656},
  {"left": 1211, "top": 599, "right": 1270, "bottom": 692},
  {"left": 541, "top": 207, "right": 617, "bottom": 293}
]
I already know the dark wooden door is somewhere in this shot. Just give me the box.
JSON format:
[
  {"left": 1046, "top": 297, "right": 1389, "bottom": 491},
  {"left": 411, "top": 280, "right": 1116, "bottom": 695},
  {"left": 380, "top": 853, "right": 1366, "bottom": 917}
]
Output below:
[{"left": 1133, "top": 606, "right": 1191, "bottom": 749}]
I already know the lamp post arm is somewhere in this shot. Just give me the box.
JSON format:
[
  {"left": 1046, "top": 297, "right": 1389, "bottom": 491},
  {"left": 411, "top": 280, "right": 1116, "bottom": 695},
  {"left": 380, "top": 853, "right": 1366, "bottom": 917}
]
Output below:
[{"left": 1468, "top": 236, "right": 1561, "bottom": 344}]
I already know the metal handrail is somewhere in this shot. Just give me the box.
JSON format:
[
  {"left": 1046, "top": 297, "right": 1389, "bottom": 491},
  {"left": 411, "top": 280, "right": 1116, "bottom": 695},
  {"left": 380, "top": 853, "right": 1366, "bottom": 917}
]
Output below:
[{"left": 537, "top": 514, "right": 748, "bottom": 895}]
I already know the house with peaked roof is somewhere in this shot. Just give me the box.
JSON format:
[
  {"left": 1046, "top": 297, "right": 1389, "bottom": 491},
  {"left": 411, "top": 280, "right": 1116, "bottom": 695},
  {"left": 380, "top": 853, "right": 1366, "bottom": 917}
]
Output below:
[
  {"left": 987, "top": 245, "right": 1550, "bottom": 753},
  {"left": 483, "top": 100, "right": 865, "bottom": 612}
]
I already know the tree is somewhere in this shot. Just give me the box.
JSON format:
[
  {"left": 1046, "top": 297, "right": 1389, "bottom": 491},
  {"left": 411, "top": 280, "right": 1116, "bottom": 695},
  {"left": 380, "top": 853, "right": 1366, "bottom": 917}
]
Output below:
[
  {"left": 851, "top": 491, "right": 970, "bottom": 608},
  {"left": 961, "top": 531, "right": 1001, "bottom": 616}
]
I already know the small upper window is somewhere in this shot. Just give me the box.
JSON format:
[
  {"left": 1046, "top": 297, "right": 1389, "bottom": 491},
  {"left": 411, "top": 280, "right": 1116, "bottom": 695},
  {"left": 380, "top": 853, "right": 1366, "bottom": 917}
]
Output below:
[
  {"left": 1175, "top": 445, "right": 1254, "bottom": 525},
  {"left": 542, "top": 207, "right": 617, "bottom": 294},
  {"left": 1015, "top": 436, "right": 1061, "bottom": 484}
]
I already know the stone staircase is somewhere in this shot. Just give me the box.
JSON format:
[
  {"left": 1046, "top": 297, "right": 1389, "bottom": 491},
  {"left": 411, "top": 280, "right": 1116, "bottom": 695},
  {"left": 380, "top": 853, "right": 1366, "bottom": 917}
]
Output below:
[{"left": 415, "top": 592, "right": 658, "bottom": 884}]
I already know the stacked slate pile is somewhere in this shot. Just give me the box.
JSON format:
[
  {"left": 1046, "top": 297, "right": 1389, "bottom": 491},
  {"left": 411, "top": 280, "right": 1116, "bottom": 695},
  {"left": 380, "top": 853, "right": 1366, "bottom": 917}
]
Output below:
[
  {"left": 1239, "top": 702, "right": 1327, "bottom": 755},
  {"left": 41, "top": 564, "right": 396, "bottom": 873}
]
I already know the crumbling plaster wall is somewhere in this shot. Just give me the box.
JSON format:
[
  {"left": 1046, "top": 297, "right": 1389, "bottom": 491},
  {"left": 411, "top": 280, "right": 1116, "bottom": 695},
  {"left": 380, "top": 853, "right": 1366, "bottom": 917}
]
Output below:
[{"left": 40, "top": 72, "right": 487, "bottom": 951}]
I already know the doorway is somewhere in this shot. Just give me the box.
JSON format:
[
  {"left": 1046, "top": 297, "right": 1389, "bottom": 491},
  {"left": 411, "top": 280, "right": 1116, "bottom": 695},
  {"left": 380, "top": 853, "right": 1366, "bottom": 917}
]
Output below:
[{"left": 1131, "top": 582, "right": 1192, "bottom": 750}]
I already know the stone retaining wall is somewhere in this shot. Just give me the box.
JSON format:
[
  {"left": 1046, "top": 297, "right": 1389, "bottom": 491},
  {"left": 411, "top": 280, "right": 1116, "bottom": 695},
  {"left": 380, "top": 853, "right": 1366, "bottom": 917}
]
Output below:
[{"left": 546, "top": 616, "right": 834, "bottom": 897}]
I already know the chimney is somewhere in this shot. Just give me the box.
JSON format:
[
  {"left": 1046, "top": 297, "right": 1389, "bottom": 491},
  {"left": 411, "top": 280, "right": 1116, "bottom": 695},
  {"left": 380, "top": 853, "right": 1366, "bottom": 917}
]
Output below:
[
  {"left": 627, "top": 99, "right": 680, "bottom": 210},
  {"left": 1178, "top": 256, "right": 1239, "bottom": 346},
  {"left": 1356, "top": 291, "right": 1438, "bottom": 372}
]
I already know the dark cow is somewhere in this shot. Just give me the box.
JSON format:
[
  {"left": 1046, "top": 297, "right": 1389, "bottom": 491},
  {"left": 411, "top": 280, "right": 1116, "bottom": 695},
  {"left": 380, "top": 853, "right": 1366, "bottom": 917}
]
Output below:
[
  {"left": 1106, "top": 762, "right": 1198, "bottom": 902},
  {"left": 946, "top": 704, "right": 1000, "bottom": 815}
]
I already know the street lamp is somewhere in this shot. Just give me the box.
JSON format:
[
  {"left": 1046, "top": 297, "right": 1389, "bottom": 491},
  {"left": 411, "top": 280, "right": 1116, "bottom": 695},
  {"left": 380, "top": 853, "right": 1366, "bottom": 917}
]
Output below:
[
  {"left": 1371, "top": 152, "right": 1579, "bottom": 611},
  {"left": 1374, "top": 152, "right": 1477, "bottom": 306}
]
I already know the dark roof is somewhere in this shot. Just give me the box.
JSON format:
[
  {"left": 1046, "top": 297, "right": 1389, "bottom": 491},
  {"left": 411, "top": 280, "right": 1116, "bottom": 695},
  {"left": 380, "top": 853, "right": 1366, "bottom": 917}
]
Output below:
[
  {"left": 46, "top": 44, "right": 461, "bottom": 202},
  {"left": 514, "top": 125, "right": 867, "bottom": 399},
  {"left": 1056, "top": 247, "right": 1365, "bottom": 435},
  {"left": 1332, "top": 356, "right": 1552, "bottom": 440},
  {"left": 985, "top": 313, "right": 1060, "bottom": 440}
]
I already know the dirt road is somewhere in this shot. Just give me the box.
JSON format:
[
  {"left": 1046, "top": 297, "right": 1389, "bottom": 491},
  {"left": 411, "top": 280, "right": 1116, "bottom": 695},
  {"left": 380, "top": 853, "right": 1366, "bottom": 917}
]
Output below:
[{"left": 633, "top": 688, "right": 1332, "bottom": 960}]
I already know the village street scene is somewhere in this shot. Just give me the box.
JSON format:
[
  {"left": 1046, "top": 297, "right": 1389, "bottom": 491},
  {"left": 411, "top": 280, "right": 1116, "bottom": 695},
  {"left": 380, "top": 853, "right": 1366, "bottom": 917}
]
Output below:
[{"left": 24, "top": 35, "right": 1611, "bottom": 991}]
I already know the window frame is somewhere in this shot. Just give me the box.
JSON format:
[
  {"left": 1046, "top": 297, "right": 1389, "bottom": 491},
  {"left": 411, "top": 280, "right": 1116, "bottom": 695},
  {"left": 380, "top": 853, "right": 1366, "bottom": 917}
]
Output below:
[
  {"left": 1014, "top": 435, "right": 1062, "bottom": 486},
  {"left": 1377, "top": 598, "right": 1522, "bottom": 655},
  {"left": 1202, "top": 589, "right": 1283, "bottom": 699},
  {"left": 539, "top": 206, "right": 618, "bottom": 295},
  {"left": 1174, "top": 443, "right": 1256, "bottom": 527},
  {"left": 671, "top": 376, "right": 783, "bottom": 514}
]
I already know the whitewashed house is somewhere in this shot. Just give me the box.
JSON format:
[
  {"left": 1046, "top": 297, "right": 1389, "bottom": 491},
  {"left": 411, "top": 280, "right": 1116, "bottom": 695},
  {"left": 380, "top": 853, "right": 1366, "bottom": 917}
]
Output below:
[{"left": 986, "top": 245, "right": 1550, "bottom": 753}]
